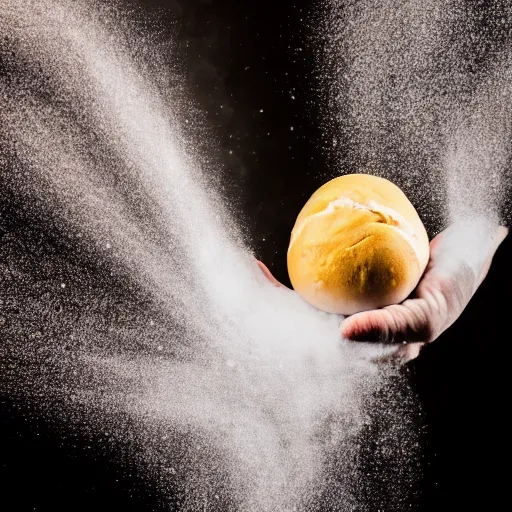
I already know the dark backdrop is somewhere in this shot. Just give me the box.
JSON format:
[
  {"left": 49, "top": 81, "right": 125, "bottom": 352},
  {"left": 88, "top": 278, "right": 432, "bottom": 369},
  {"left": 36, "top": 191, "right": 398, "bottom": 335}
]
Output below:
[{"left": 1, "top": 0, "right": 510, "bottom": 510}]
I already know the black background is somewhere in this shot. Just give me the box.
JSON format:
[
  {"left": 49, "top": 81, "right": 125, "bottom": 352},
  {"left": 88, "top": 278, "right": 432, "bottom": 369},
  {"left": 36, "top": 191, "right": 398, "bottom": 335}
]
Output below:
[{"left": 1, "top": 0, "right": 511, "bottom": 510}]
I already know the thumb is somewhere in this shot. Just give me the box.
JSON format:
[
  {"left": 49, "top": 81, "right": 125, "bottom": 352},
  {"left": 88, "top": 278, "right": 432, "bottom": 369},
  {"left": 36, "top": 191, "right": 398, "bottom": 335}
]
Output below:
[
  {"left": 255, "top": 260, "right": 286, "bottom": 288},
  {"left": 477, "top": 225, "right": 508, "bottom": 286}
]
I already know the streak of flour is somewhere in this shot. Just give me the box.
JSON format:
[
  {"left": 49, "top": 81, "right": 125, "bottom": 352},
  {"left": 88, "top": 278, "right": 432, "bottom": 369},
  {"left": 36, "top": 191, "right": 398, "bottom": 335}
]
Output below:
[{"left": 0, "top": 1, "right": 411, "bottom": 510}]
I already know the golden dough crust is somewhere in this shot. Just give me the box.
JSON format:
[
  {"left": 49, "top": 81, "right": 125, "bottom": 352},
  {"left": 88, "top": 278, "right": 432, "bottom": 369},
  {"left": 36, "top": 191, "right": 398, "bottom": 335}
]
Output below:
[{"left": 287, "top": 174, "right": 430, "bottom": 314}]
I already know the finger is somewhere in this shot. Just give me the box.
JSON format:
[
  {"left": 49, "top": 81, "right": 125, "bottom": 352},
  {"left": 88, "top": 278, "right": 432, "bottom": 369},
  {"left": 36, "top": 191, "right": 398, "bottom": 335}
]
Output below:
[
  {"left": 477, "top": 225, "right": 508, "bottom": 286},
  {"left": 340, "top": 302, "right": 431, "bottom": 344},
  {"left": 395, "top": 341, "right": 425, "bottom": 362},
  {"left": 255, "top": 260, "right": 287, "bottom": 288},
  {"left": 496, "top": 225, "right": 509, "bottom": 245},
  {"left": 427, "top": 229, "right": 446, "bottom": 255},
  {"left": 369, "top": 342, "right": 425, "bottom": 365},
  {"left": 340, "top": 308, "right": 397, "bottom": 343}
]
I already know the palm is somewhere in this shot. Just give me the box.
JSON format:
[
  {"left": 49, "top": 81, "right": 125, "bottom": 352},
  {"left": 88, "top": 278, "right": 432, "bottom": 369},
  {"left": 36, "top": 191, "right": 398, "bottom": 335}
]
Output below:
[
  {"left": 341, "top": 224, "right": 507, "bottom": 346},
  {"left": 258, "top": 222, "right": 507, "bottom": 362}
]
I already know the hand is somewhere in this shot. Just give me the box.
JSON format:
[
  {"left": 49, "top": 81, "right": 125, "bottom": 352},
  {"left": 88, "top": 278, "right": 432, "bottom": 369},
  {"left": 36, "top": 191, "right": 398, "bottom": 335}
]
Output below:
[{"left": 257, "top": 220, "right": 508, "bottom": 363}]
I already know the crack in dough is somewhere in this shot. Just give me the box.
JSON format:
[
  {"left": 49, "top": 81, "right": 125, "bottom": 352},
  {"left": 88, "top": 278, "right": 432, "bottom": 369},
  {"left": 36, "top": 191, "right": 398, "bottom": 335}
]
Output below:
[{"left": 289, "top": 196, "right": 420, "bottom": 262}]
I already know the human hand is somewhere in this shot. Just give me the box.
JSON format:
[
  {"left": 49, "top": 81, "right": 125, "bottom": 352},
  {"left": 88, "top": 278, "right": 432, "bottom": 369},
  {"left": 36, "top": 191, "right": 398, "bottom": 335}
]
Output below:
[{"left": 257, "top": 220, "right": 508, "bottom": 363}]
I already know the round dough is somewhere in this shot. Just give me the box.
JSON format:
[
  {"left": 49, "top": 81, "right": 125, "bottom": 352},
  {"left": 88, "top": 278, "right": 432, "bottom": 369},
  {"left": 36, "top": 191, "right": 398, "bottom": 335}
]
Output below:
[{"left": 287, "top": 174, "right": 430, "bottom": 314}]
